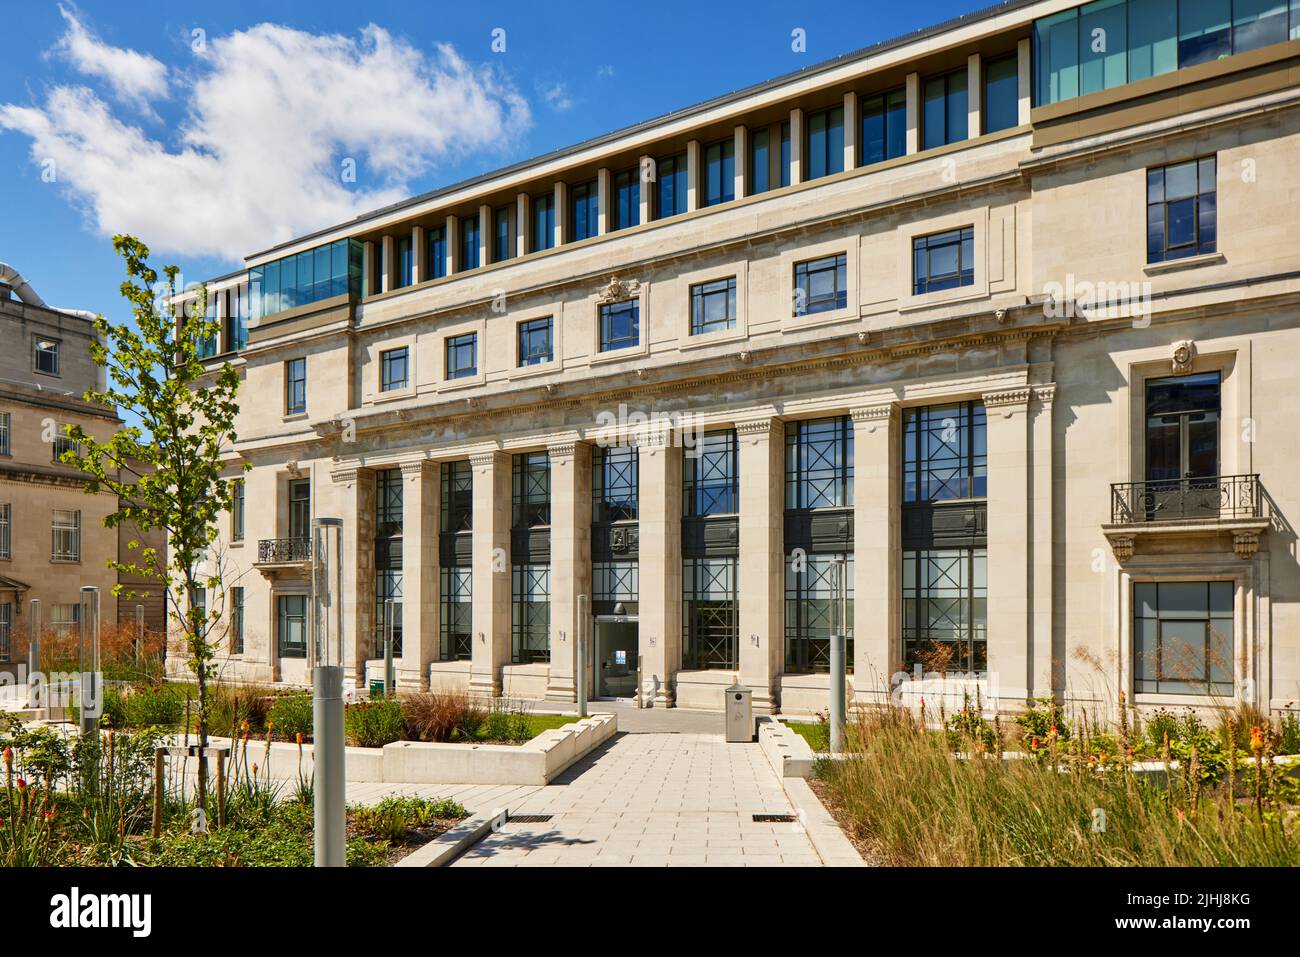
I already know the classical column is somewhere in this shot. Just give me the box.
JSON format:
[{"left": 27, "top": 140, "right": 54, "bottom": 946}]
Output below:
[
  {"left": 788, "top": 108, "right": 804, "bottom": 185},
  {"left": 733, "top": 125, "right": 748, "bottom": 199},
  {"left": 905, "top": 73, "right": 920, "bottom": 154},
  {"left": 1030, "top": 385, "right": 1056, "bottom": 699},
  {"left": 380, "top": 235, "right": 394, "bottom": 294},
  {"left": 736, "top": 417, "right": 784, "bottom": 714},
  {"left": 983, "top": 387, "right": 1033, "bottom": 704},
  {"left": 852, "top": 404, "right": 900, "bottom": 705},
  {"left": 546, "top": 440, "right": 592, "bottom": 701},
  {"left": 638, "top": 428, "right": 682, "bottom": 707},
  {"left": 332, "top": 466, "right": 375, "bottom": 688},
  {"left": 1016, "top": 38, "right": 1032, "bottom": 125},
  {"left": 596, "top": 167, "right": 610, "bottom": 235},
  {"left": 468, "top": 450, "right": 511, "bottom": 698},
  {"left": 412, "top": 225, "right": 426, "bottom": 285},
  {"left": 685, "top": 139, "right": 700, "bottom": 212},
  {"left": 399, "top": 461, "right": 438, "bottom": 691},
  {"left": 843, "top": 91, "right": 858, "bottom": 172}
]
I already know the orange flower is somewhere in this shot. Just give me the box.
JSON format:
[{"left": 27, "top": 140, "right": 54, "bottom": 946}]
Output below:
[
  {"left": 1031, "top": 736, "right": 1040, "bottom": 751},
  {"left": 2, "top": 747, "right": 11, "bottom": 767},
  {"left": 16, "top": 777, "right": 27, "bottom": 791},
  {"left": 296, "top": 732, "right": 303, "bottom": 745},
  {"left": 1250, "top": 725, "right": 1264, "bottom": 753}
]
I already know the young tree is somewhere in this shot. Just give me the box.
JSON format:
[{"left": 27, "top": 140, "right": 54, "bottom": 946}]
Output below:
[{"left": 64, "top": 234, "right": 245, "bottom": 811}]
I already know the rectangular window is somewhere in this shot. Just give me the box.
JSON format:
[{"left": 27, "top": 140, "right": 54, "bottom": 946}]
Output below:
[
  {"left": 532, "top": 193, "right": 555, "bottom": 251},
  {"left": 903, "top": 402, "right": 988, "bottom": 502},
  {"left": 230, "top": 586, "right": 244, "bottom": 655},
  {"left": 51, "top": 508, "right": 80, "bottom": 562},
  {"left": 683, "top": 430, "right": 738, "bottom": 516},
  {"left": 805, "top": 105, "right": 845, "bottom": 180},
  {"left": 793, "top": 254, "right": 848, "bottom": 316},
  {"left": 439, "top": 566, "right": 472, "bottom": 661},
  {"left": 1134, "top": 581, "right": 1233, "bottom": 694},
  {"left": 983, "top": 53, "right": 1020, "bottom": 133},
  {"left": 912, "top": 227, "right": 975, "bottom": 295},
  {"left": 427, "top": 225, "right": 447, "bottom": 280},
  {"left": 285, "top": 357, "right": 306, "bottom": 415},
  {"left": 780, "top": 122, "right": 791, "bottom": 187},
  {"left": 1145, "top": 372, "right": 1220, "bottom": 484},
  {"left": 1081, "top": 0, "right": 1129, "bottom": 95},
  {"left": 1180, "top": 0, "right": 1232, "bottom": 65},
  {"left": 1147, "top": 156, "right": 1216, "bottom": 263},
  {"left": 592, "top": 560, "right": 639, "bottom": 602},
  {"left": 598, "top": 299, "right": 639, "bottom": 353},
  {"left": 441, "top": 460, "right": 473, "bottom": 533},
  {"left": 785, "top": 554, "right": 853, "bottom": 674},
  {"left": 52, "top": 432, "right": 79, "bottom": 464},
  {"left": 785, "top": 417, "right": 854, "bottom": 510},
  {"left": 750, "top": 128, "right": 771, "bottom": 194},
  {"left": 860, "top": 88, "right": 907, "bottom": 166},
  {"left": 460, "top": 214, "right": 481, "bottom": 271},
  {"left": 34, "top": 337, "right": 60, "bottom": 376},
  {"left": 517, "top": 316, "right": 554, "bottom": 366},
  {"left": 251, "top": 238, "right": 361, "bottom": 319},
  {"left": 225, "top": 284, "right": 249, "bottom": 351},
  {"left": 50, "top": 603, "right": 79, "bottom": 635},
  {"left": 570, "top": 180, "right": 599, "bottom": 242},
  {"left": 683, "top": 557, "right": 738, "bottom": 670},
  {"left": 375, "top": 467, "right": 403, "bottom": 659},
  {"left": 380, "top": 346, "right": 409, "bottom": 392},
  {"left": 396, "top": 235, "right": 413, "bottom": 288},
  {"left": 445, "top": 332, "right": 478, "bottom": 380},
  {"left": 0, "top": 603, "right": 10, "bottom": 663},
  {"left": 287, "top": 478, "right": 311, "bottom": 543},
  {"left": 613, "top": 168, "right": 640, "bottom": 230},
  {"left": 703, "top": 138, "right": 735, "bottom": 207},
  {"left": 494, "top": 206, "right": 513, "bottom": 262},
  {"left": 1129, "top": 0, "right": 1180, "bottom": 81},
  {"left": 0, "top": 412, "right": 9, "bottom": 455},
  {"left": 593, "top": 445, "right": 638, "bottom": 522},
  {"left": 513, "top": 452, "right": 551, "bottom": 528},
  {"left": 689, "top": 277, "right": 738, "bottom": 336},
  {"left": 277, "top": 594, "right": 308, "bottom": 658},
  {"left": 656, "top": 153, "right": 688, "bottom": 219},
  {"left": 1233, "top": 0, "right": 1290, "bottom": 52},
  {"left": 231, "top": 478, "right": 245, "bottom": 543},
  {"left": 512, "top": 565, "right": 550, "bottom": 664},
  {"left": 923, "top": 68, "right": 969, "bottom": 150},
  {"left": 903, "top": 548, "right": 988, "bottom": 672},
  {"left": 0, "top": 503, "right": 10, "bottom": 559}
]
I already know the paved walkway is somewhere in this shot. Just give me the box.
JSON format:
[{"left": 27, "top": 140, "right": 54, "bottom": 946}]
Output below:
[{"left": 451, "top": 732, "right": 821, "bottom": 867}]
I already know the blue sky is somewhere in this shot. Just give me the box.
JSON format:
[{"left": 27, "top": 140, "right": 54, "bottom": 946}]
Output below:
[{"left": 1, "top": 0, "right": 989, "bottom": 327}]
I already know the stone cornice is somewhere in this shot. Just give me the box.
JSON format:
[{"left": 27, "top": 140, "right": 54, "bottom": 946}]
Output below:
[
  {"left": 468, "top": 450, "right": 503, "bottom": 469},
  {"left": 982, "top": 387, "right": 1033, "bottom": 412},
  {"left": 399, "top": 461, "right": 427, "bottom": 478}
]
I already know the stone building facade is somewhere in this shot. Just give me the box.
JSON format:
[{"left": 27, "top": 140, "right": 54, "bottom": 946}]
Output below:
[{"left": 181, "top": 0, "right": 1300, "bottom": 717}]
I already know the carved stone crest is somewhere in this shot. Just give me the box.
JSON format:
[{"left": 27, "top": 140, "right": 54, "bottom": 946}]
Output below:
[
  {"left": 1171, "top": 340, "right": 1195, "bottom": 375},
  {"left": 597, "top": 276, "right": 640, "bottom": 303}
]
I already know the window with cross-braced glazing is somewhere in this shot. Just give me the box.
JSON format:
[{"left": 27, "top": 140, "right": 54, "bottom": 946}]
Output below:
[
  {"left": 441, "top": 460, "right": 472, "bottom": 533},
  {"left": 683, "top": 431, "right": 737, "bottom": 516},
  {"left": 440, "top": 566, "right": 472, "bottom": 661},
  {"left": 683, "top": 557, "right": 737, "bottom": 670},
  {"left": 513, "top": 452, "right": 550, "bottom": 528},
  {"left": 902, "top": 548, "right": 987, "bottom": 672},
  {"left": 375, "top": 467, "right": 403, "bottom": 658},
  {"left": 593, "top": 445, "right": 638, "bottom": 522},
  {"left": 512, "top": 565, "right": 550, "bottom": 663},
  {"left": 593, "top": 561, "right": 638, "bottom": 603},
  {"left": 785, "top": 554, "right": 854, "bottom": 674},
  {"left": 903, "top": 402, "right": 987, "bottom": 502},
  {"left": 785, "top": 417, "right": 853, "bottom": 510}
]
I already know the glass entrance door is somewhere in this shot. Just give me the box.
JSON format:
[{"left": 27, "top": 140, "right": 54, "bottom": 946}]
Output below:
[
  {"left": 1144, "top": 373, "right": 1220, "bottom": 518},
  {"left": 595, "top": 619, "right": 638, "bottom": 698}
]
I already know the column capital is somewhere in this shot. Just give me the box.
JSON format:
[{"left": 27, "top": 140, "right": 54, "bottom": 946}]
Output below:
[
  {"left": 734, "top": 416, "right": 780, "bottom": 442},
  {"left": 1032, "top": 383, "right": 1057, "bottom": 408},
  {"left": 330, "top": 465, "right": 361, "bottom": 485},
  {"left": 546, "top": 439, "right": 586, "bottom": 462},
  {"left": 982, "top": 387, "right": 1033, "bottom": 416},
  {"left": 849, "top": 402, "right": 897, "bottom": 432},
  {"left": 399, "top": 460, "right": 428, "bottom": 478},
  {"left": 468, "top": 448, "right": 506, "bottom": 470}
]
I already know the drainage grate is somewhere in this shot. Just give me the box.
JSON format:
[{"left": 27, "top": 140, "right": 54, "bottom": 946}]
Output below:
[
  {"left": 752, "top": 813, "right": 797, "bottom": 823},
  {"left": 508, "top": 814, "right": 554, "bottom": 824}
]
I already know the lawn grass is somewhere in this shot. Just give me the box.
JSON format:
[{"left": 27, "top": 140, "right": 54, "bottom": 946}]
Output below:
[
  {"left": 785, "top": 720, "right": 830, "bottom": 752},
  {"left": 470, "top": 712, "right": 576, "bottom": 742}
]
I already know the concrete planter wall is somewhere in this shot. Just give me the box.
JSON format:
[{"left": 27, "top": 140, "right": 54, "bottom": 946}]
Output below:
[{"left": 175, "top": 712, "right": 617, "bottom": 786}]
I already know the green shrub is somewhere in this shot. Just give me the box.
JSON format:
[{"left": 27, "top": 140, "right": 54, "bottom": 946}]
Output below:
[
  {"left": 124, "top": 683, "right": 184, "bottom": 728},
  {"left": 1280, "top": 711, "right": 1300, "bottom": 755},
  {"left": 266, "top": 695, "right": 314, "bottom": 741},
  {"left": 350, "top": 795, "right": 465, "bottom": 842},
  {"left": 344, "top": 699, "right": 405, "bottom": 748},
  {"left": 480, "top": 698, "right": 533, "bottom": 742},
  {"left": 1014, "top": 695, "right": 1072, "bottom": 753},
  {"left": 402, "top": 690, "right": 485, "bottom": 743}
]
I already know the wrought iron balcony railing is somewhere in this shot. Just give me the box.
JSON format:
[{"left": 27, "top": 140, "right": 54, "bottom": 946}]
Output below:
[
  {"left": 257, "top": 537, "right": 311, "bottom": 564},
  {"left": 1110, "top": 474, "right": 1262, "bottom": 525}
]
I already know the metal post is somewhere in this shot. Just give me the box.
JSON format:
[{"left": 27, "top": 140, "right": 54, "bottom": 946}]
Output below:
[
  {"left": 135, "top": 603, "right": 145, "bottom": 666},
  {"left": 28, "top": 599, "right": 42, "bottom": 717},
  {"left": 383, "top": 598, "right": 396, "bottom": 697},
  {"left": 311, "top": 517, "right": 346, "bottom": 868},
  {"left": 78, "top": 586, "right": 100, "bottom": 740},
  {"left": 829, "top": 560, "right": 847, "bottom": 755},
  {"left": 576, "top": 594, "right": 588, "bottom": 719}
]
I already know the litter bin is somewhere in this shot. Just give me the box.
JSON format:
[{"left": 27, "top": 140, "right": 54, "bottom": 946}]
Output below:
[{"left": 725, "top": 683, "right": 753, "bottom": 743}]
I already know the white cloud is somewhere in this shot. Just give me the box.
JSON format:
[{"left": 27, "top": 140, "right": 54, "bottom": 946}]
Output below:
[
  {"left": 537, "top": 80, "right": 573, "bottom": 112},
  {"left": 1, "top": 20, "right": 531, "bottom": 262},
  {"left": 52, "top": 5, "right": 169, "bottom": 110}
]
